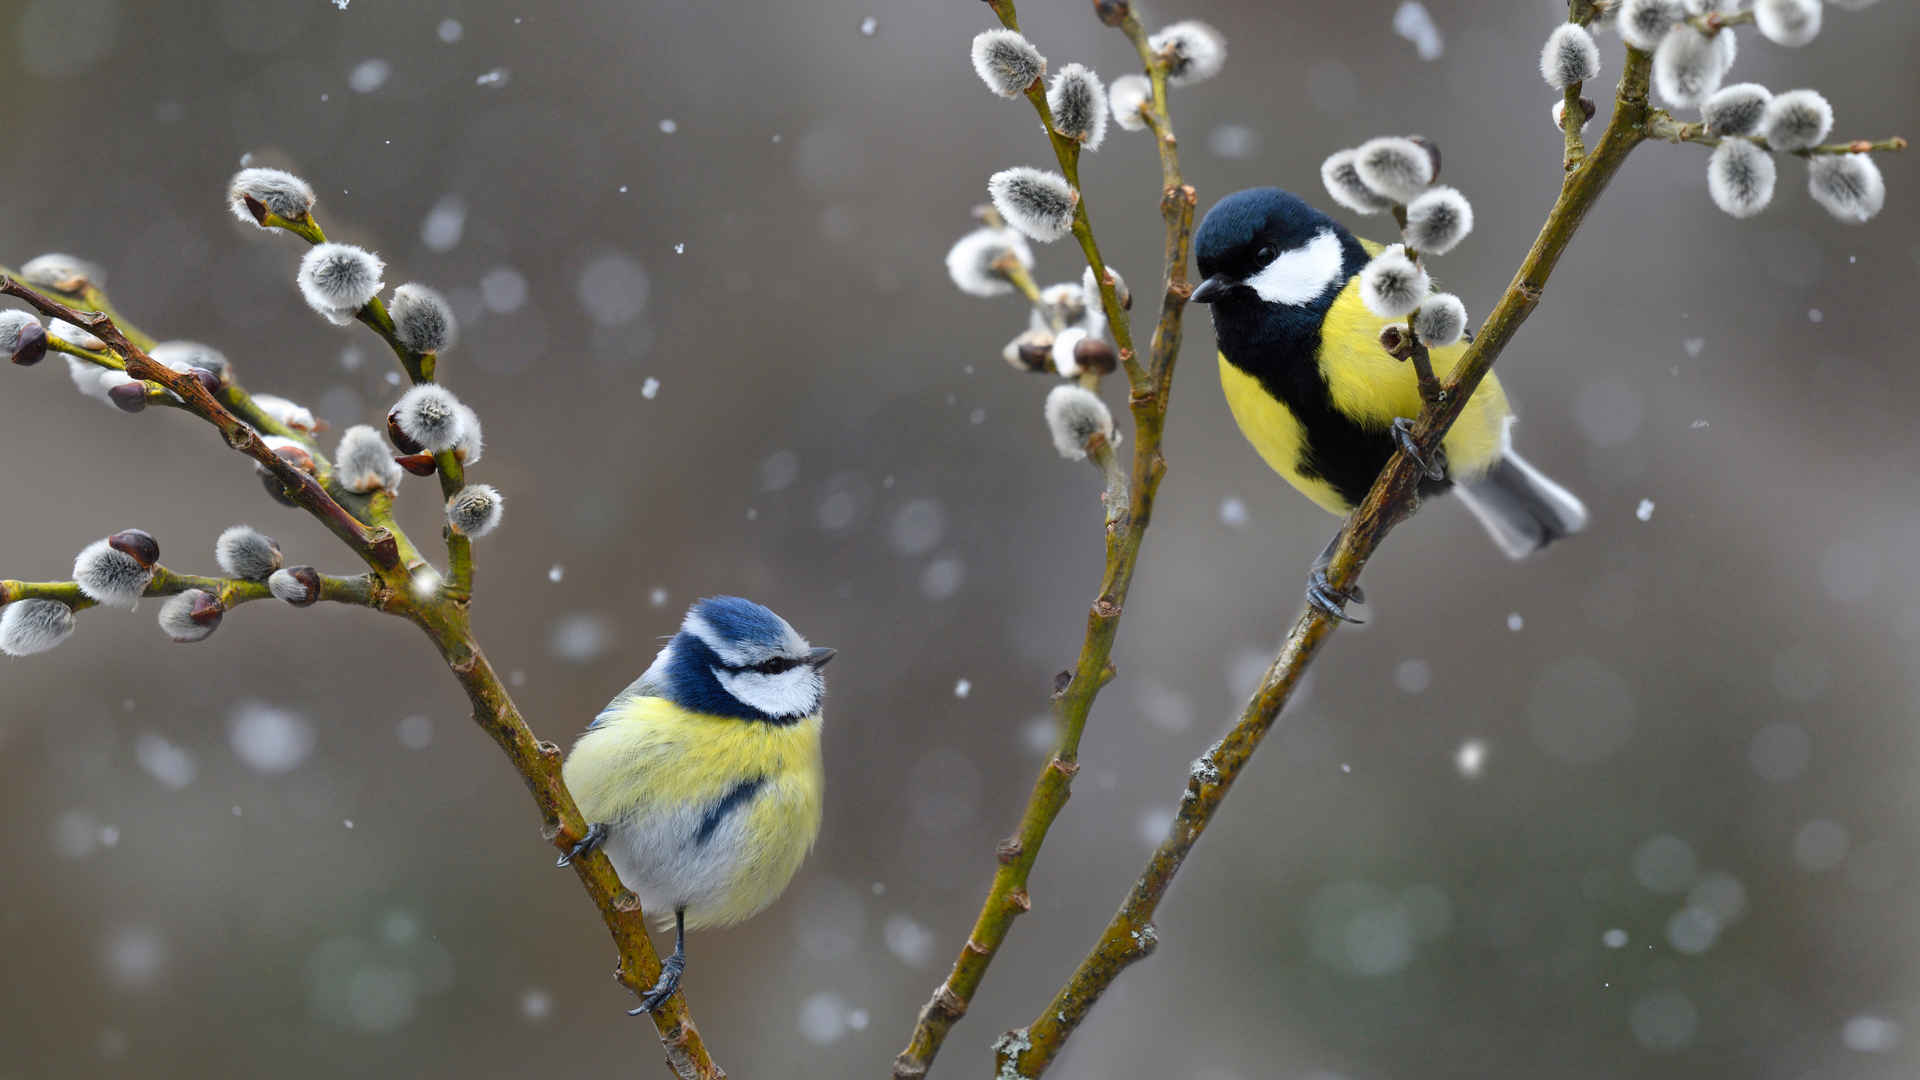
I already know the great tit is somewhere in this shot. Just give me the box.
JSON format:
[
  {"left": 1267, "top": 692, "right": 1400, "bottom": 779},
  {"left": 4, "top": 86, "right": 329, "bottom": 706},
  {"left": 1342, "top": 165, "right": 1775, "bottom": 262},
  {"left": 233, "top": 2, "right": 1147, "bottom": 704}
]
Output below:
[
  {"left": 559, "top": 596, "right": 834, "bottom": 1014},
  {"left": 1190, "top": 187, "right": 1587, "bottom": 616}
]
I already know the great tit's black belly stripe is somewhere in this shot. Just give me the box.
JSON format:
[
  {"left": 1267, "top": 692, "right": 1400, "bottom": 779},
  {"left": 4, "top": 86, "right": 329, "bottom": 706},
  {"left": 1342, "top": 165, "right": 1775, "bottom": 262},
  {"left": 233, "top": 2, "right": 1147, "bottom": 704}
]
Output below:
[
  {"left": 694, "top": 775, "right": 766, "bottom": 846},
  {"left": 1218, "top": 302, "right": 1450, "bottom": 510}
]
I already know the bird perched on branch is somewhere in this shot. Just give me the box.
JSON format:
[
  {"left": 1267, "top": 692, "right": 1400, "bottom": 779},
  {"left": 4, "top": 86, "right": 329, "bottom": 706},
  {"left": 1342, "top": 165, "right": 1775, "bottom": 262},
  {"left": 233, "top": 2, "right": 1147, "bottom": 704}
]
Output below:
[
  {"left": 1190, "top": 187, "right": 1587, "bottom": 618},
  {"left": 559, "top": 596, "right": 834, "bottom": 1014}
]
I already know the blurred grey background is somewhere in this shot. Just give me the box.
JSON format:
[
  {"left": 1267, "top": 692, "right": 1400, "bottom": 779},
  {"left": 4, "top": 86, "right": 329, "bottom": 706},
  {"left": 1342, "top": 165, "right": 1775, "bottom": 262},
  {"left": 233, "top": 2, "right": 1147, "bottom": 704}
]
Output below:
[{"left": 2, "top": 1, "right": 1917, "bottom": 1077}]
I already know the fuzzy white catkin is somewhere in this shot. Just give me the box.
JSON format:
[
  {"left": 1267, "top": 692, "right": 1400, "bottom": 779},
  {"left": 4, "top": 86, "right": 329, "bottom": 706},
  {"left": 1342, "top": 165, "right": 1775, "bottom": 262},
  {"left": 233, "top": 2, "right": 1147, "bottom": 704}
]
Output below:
[
  {"left": 987, "top": 167, "right": 1078, "bottom": 243},
  {"left": 64, "top": 356, "right": 121, "bottom": 407},
  {"left": 1540, "top": 24, "right": 1601, "bottom": 90},
  {"left": 49, "top": 317, "right": 105, "bottom": 351},
  {"left": 1352, "top": 136, "right": 1434, "bottom": 204},
  {"left": 215, "top": 525, "right": 283, "bottom": 581},
  {"left": 1359, "top": 245, "right": 1431, "bottom": 319},
  {"left": 1707, "top": 139, "right": 1776, "bottom": 217},
  {"left": 1321, "top": 149, "right": 1395, "bottom": 214},
  {"left": 1036, "top": 282, "right": 1088, "bottom": 330},
  {"left": 150, "top": 340, "right": 231, "bottom": 382},
  {"left": 393, "top": 384, "right": 469, "bottom": 453},
  {"left": 157, "top": 590, "right": 220, "bottom": 643},
  {"left": 0, "top": 310, "right": 40, "bottom": 356},
  {"left": 1149, "top": 21, "right": 1227, "bottom": 85},
  {"left": 970, "top": 29, "right": 1046, "bottom": 98},
  {"left": 297, "top": 243, "right": 384, "bottom": 322},
  {"left": 1413, "top": 293, "right": 1468, "bottom": 347},
  {"left": 0, "top": 598, "right": 75, "bottom": 656},
  {"left": 1083, "top": 264, "right": 1128, "bottom": 315},
  {"left": 1051, "top": 326, "right": 1089, "bottom": 377},
  {"left": 268, "top": 568, "right": 319, "bottom": 606},
  {"left": 1047, "top": 64, "right": 1109, "bottom": 151},
  {"left": 1701, "top": 83, "right": 1772, "bottom": 136},
  {"left": 1762, "top": 89, "right": 1833, "bottom": 151},
  {"left": 249, "top": 393, "right": 317, "bottom": 433},
  {"left": 1107, "top": 74, "right": 1152, "bottom": 132},
  {"left": 21, "top": 253, "right": 100, "bottom": 290},
  {"left": 335, "top": 424, "right": 402, "bottom": 493},
  {"left": 1618, "top": 0, "right": 1684, "bottom": 50},
  {"left": 452, "top": 404, "right": 484, "bottom": 464},
  {"left": 1403, "top": 186, "right": 1474, "bottom": 255},
  {"left": 228, "top": 167, "right": 315, "bottom": 225},
  {"left": 1754, "top": 0, "right": 1822, "bottom": 46},
  {"left": 447, "top": 484, "right": 505, "bottom": 537},
  {"left": 1808, "top": 153, "right": 1885, "bottom": 223},
  {"left": 944, "top": 227, "right": 1034, "bottom": 298},
  {"left": 388, "top": 283, "right": 457, "bottom": 353},
  {"left": 1653, "top": 25, "right": 1735, "bottom": 108},
  {"left": 1043, "top": 384, "right": 1115, "bottom": 461},
  {"left": 73, "top": 539, "right": 153, "bottom": 609}
]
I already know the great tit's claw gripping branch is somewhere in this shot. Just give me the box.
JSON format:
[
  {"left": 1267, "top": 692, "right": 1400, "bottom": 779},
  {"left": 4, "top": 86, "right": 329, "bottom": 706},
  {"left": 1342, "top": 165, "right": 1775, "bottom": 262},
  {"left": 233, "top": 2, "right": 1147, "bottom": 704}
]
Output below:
[
  {"left": 893, "top": 1, "right": 1195, "bottom": 1076},
  {"left": 3, "top": 217, "right": 722, "bottom": 1080}
]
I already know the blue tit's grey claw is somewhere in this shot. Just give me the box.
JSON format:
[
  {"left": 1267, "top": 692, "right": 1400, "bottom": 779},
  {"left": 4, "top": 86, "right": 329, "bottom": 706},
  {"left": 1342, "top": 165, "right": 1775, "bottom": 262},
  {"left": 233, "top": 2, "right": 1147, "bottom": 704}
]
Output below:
[
  {"left": 557, "top": 821, "right": 609, "bottom": 868},
  {"left": 1391, "top": 417, "right": 1447, "bottom": 482},
  {"left": 1307, "top": 570, "right": 1364, "bottom": 624},
  {"left": 628, "top": 908, "right": 688, "bottom": 1015}
]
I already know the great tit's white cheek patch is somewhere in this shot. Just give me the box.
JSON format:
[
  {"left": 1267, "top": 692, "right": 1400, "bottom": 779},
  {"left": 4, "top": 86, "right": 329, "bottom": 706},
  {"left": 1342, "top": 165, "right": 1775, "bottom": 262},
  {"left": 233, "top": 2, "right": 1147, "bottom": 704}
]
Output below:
[
  {"left": 1246, "top": 228, "right": 1344, "bottom": 306},
  {"left": 713, "top": 667, "right": 823, "bottom": 720}
]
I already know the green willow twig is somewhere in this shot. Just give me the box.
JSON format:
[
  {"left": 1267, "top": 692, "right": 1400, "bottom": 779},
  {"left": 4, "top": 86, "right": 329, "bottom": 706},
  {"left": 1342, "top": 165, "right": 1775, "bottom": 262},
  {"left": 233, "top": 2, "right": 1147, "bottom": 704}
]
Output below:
[
  {"left": 1646, "top": 113, "right": 1908, "bottom": 157},
  {"left": 890, "top": 2, "right": 1196, "bottom": 1075},
  {"left": 998, "top": 35, "right": 1670, "bottom": 1079},
  {"left": 0, "top": 567, "right": 372, "bottom": 613}
]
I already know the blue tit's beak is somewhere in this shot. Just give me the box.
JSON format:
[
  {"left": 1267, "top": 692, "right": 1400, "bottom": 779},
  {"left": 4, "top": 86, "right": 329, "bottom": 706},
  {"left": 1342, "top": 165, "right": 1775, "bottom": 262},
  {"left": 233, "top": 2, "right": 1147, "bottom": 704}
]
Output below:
[
  {"left": 807, "top": 646, "right": 837, "bottom": 669},
  {"left": 1189, "top": 275, "right": 1231, "bottom": 304}
]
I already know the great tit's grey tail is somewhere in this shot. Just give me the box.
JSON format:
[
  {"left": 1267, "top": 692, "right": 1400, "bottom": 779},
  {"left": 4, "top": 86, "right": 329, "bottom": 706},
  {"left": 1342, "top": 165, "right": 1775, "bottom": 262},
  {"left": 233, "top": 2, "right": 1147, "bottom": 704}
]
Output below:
[{"left": 1455, "top": 450, "right": 1589, "bottom": 560}]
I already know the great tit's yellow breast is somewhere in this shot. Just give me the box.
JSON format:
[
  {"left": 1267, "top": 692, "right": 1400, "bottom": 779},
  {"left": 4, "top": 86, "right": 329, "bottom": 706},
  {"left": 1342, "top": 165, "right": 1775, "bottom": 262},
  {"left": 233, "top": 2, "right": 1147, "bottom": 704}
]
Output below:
[{"left": 1218, "top": 352, "right": 1352, "bottom": 515}]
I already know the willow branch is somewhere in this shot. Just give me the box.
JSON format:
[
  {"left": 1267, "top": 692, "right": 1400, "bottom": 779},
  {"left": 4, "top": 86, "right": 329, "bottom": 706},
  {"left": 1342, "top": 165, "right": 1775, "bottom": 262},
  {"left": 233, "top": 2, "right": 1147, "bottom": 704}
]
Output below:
[
  {"left": 0, "top": 566, "right": 373, "bottom": 612},
  {"left": 1646, "top": 113, "right": 1907, "bottom": 157},
  {"left": 999, "top": 39, "right": 1665, "bottom": 1080},
  {"left": 891, "top": 2, "right": 1195, "bottom": 1075}
]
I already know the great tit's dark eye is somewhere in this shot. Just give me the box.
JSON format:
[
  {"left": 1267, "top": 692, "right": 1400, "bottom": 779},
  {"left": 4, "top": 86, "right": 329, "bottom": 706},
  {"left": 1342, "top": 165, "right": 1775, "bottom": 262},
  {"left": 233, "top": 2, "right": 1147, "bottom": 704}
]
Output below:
[{"left": 1255, "top": 244, "right": 1278, "bottom": 263}]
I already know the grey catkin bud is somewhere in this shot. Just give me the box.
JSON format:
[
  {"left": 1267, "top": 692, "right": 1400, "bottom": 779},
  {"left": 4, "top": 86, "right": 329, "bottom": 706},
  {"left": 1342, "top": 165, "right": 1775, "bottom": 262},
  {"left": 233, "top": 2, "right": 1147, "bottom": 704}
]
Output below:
[
  {"left": 944, "top": 227, "right": 1034, "bottom": 298},
  {"left": 1540, "top": 24, "right": 1601, "bottom": 90},
  {"left": 388, "top": 283, "right": 457, "bottom": 354},
  {"left": 987, "top": 167, "right": 1078, "bottom": 243},
  {"left": 1044, "top": 384, "right": 1116, "bottom": 461},
  {"left": 0, "top": 598, "right": 76, "bottom": 656},
  {"left": 1762, "top": 89, "right": 1833, "bottom": 151},
  {"left": 393, "top": 384, "right": 470, "bottom": 453},
  {"left": 1755, "top": 0, "right": 1821, "bottom": 46},
  {"left": 1003, "top": 328, "right": 1055, "bottom": 373},
  {"left": 1047, "top": 64, "right": 1109, "bottom": 151},
  {"left": 1359, "top": 245, "right": 1430, "bottom": 319},
  {"left": 268, "top": 566, "right": 322, "bottom": 606},
  {"left": 1353, "top": 136, "right": 1434, "bottom": 204},
  {"left": 0, "top": 310, "right": 46, "bottom": 366},
  {"left": 452, "top": 404, "right": 484, "bottom": 464},
  {"left": 1808, "top": 153, "right": 1885, "bottom": 224},
  {"left": 1035, "top": 282, "right": 1088, "bottom": 330},
  {"left": 1108, "top": 74, "right": 1152, "bottom": 132},
  {"left": 249, "top": 393, "right": 318, "bottom": 433},
  {"left": 1618, "top": 0, "right": 1683, "bottom": 50},
  {"left": 215, "top": 525, "right": 283, "bottom": 581},
  {"left": 1051, "top": 326, "right": 1090, "bottom": 377},
  {"left": 158, "top": 590, "right": 222, "bottom": 643},
  {"left": 1413, "top": 294, "right": 1468, "bottom": 347},
  {"left": 21, "top": 253, "right": 100, "bottom": 293},
  {"left": 1706, "top": 139, "right": 1776, "bottom": 217},
  {"left": 228, "top": 167, "right": 316, "bottom": 226},
  {"left": 49, "top": 317, "right": 105, "bottom": 352},
  {"left": 297, "top": 243, "right": 385, "bottom": 322},
  {"left": 1403, "top": 186, "right": 1474, "bottom": 255},
  {"left": 447, "top": 484, "right": 505, "bottom": 537},
  {"left": 1321, "top": 149, "right": 1396, "bottom": 215},
  {"left": 970, "top": 29, "right": 1046, "bottom": 98},
  {"left": 1702, "top": 83, "right": 1772, "bottom": 136},
  {"left": 73, "top": 536, "right": 156, "bottom": 609},
  {"left": 1082, "top": 264, "right": 1129, "bottom": 315},
  {"left": 1148, "top": 21, "right": 1227, "bottom": 85},
  {"left": 1653, "top": 26, "right": 1734, "bottom": 107},
  {"left": 335, "top": 424, "right": 402, "bottom": 493}
]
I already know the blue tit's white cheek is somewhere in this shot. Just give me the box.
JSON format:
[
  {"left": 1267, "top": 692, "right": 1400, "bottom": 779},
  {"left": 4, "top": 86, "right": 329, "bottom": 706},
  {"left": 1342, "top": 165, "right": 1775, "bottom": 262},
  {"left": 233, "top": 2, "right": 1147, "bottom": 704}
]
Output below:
[
  {"left": 1246, "top": 228, "right": 1344, "bottom": 306},
  {"left": 713, "top": 667, "right": 823, "bottom": 720}
]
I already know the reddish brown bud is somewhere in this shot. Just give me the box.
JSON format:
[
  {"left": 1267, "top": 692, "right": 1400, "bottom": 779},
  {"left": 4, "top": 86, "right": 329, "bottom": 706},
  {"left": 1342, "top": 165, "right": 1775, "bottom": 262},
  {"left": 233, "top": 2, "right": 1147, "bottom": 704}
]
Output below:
[
  {"left": 1577, "top": 97, "right": 1597, "bottom": 123},
  {"left": 276, "top": 565, "right": 322, "bottom": 606},
  {"left": 1005, "top": 327, "right": 1055, "bottom": 373},
  {"left": 10, "top": 320, "right": 46, "bottom": 366},
  {"left": 1093, "top": 0, "right": 1130, "bottom": 26},
  {"left": 186, "top": 591, "right": 225, "bottom": 626},
  {"left": 108, "top": 381, "right": 150, "bottom": 413},
  {"left": 395, "top": 452, "right": 439, "bottom": 477},
  {"left": 386, "top": 408, "right": 424, "bottom": 454},
  {"left": 272, "top": 443, "right": 316, "bottom": 474},
  {"left": 1378, "top": 324, "right": 1414, "bottom": 360},
  {"left": 107, "top": 528, "right": 159, "bottom": 569},
  {"left": 1052, "top": 669, "right": 1074, "bottom": 696},
  {"left": 1073, "top": 336, "right": 1118, "bottom": 375},
  {"left": 259, "top": 472, "right": 297, "bottom": 507},
  {"left": 188, "top": 368, "right": 220, "bottom": 397},
  {"left": 241, "top": 193, "right": 270, "bottom": 226},
  {"left": 1407, "top": 135, "right": 1442, "bottom": 183}
]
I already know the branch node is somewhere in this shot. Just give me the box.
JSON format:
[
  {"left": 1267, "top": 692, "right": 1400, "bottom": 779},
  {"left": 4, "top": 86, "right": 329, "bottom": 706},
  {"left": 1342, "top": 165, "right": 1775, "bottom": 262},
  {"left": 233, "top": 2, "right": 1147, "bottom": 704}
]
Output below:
[
  {"left": 1050, "top": 669, "right": 1074, "bottom": 698},
  {"left": 996, "top": 836, "right": 1025, "bottom": 864},
  {"left": 537, "top": 739, "right": 561, "bottom": 760},
  {"left": 1048, "top": 757, "right": 1081, "bottom": 778},
  {"left": 613, "top": 889, "right": 644, "bottom": 913},
  {"left": 1091, "top": 596, "right": 1121, "bottom": 619},
  {"left": 1008, "top": 888, "right": 1032, "bottom": 912},
  {"left": 933, "top": 982, "right": 969, "bottom": 1017}
]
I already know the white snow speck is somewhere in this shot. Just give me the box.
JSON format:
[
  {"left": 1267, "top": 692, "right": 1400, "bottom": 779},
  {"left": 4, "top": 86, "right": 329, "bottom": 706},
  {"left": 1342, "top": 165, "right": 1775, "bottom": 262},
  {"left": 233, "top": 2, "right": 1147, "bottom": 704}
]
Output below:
[
  {"left": 421, "top": 195, "right": 467, "bottom": 253},
  {"left": 520, "top": 988, "right": 552, "bottom": 1020},
  {"left": 1393, "top": 658, "right": 1431, "bottom": 694},
  {"left": 1633, "top": 834, "right": 1697, "bottom": 893},
  {"left": 1683, "top": 337, "right": 1705, "bottom": 358},
  {"left": 229, "top": 702, "right": 316, "bottom": 774},
  {"left": 953, "top": 678, "right": 972, "bottom": 699},
  {"left": 437, "top": 19, "right": 463, "bottom": 43},
  {"left": 1506, "top": 612, "right": 1524, "bottom": 631},
  {"left": 1808, "top": 308, "right": 1824, "bottom": 324},
  {"left": 1217, "top": 495, "right": 1249, "bottom": 528},
  {"left": 649, "top": 587, "right": 669, "bottom": 608},
  {"left": 480, "top": 267, "right": 528, "bottom": 313},
  {"left": 1392, "top": 2, "right": 1444, "bottom": 60},
  {"left": 549, "top": 612, "right": 614, "bottom": 663},
  {"left": 1842, "top": 1015, "right": 1900, "bottom": 1053},
  {"left": 659, "top": 118, "right": 678, "bottom": 134},
  {"left": 797, "top": 991, "right": 848, "bottom": 1045},
  {"left": 1793, "top": 819, "right": 1849, "bottom": 872},
  {"left": 348, "top": 59, "right": 391, "bottom": 94},
  {"left": 641, "top": 376, "right": 660, "bottom": 399},
  {"left": 1636, "top": 498, "right": 1655, "bottom": 522},
  {"left": 343, "top": 819, "right": 355, "bottom": 830},
  {"left": 475, "top": 68, "right": 510, "bottom": 88},
  {"left": 1454, "top": 738, "right": 1487, "bottom": 778},
  {"left": 673, "top": 243, "right": 685, "bottom": 255},
  {"left": 397, "top": 714, "right": 433, "bottom": 750},
  {"left": 883, "top": 914, "right": 934, "bottom": 968},
  {"left": 548, "top": 565, "right": 564, "bottom": 583},
  {"left": 1602, "top": 928, "right": 1629, "bottom": 949},
  {"left": 859, "top": 16, "right": 878, "bottom": 36},
  {"left": 134, "top": 733, "right": 197, "bottom": 790}
]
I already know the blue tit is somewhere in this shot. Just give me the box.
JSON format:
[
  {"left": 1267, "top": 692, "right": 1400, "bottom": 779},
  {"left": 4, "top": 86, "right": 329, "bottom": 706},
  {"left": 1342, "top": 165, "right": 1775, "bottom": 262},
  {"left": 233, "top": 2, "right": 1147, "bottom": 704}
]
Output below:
[
  {"left": 1189, "top": 187, "right": 1588, "bottom": 616},
  {"left": 558, "top": 595, "right": 834, "bottom": 1014}
]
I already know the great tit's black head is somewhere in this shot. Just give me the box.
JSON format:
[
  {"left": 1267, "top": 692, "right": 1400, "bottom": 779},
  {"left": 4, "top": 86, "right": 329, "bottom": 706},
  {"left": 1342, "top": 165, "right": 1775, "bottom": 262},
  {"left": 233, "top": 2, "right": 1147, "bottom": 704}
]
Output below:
[{"left": 1191, "top": 188, "right": 1363, "bottom": 311}]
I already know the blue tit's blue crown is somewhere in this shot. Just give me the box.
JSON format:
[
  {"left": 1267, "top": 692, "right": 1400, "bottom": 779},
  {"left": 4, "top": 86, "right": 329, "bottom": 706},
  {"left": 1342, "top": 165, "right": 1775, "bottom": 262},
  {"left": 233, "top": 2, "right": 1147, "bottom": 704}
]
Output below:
[
  {"left": 686, "top": 595, "right": 796, "bottom": 655},
  {"left": 625, "top": 596, "right": 827, "bottom": 725}
]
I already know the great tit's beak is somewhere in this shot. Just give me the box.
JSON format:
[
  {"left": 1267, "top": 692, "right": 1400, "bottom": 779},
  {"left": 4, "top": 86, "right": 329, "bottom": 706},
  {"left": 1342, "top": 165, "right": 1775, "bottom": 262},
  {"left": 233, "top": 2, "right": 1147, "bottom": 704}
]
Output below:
[
  {"left": 807, "top": 646, "right": 837, "bottom": 669},
  {"left": 1189, "top": 275, "right": 1231, "bottom": 304}
]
